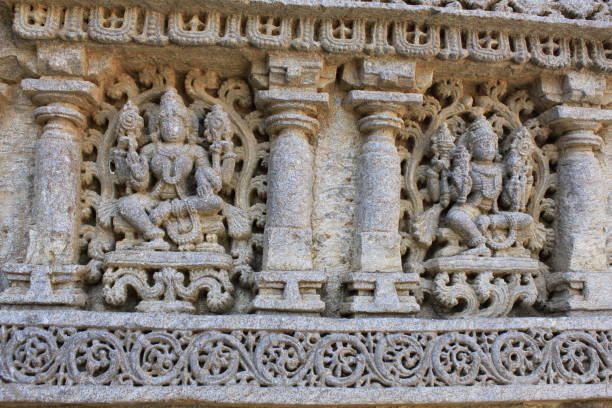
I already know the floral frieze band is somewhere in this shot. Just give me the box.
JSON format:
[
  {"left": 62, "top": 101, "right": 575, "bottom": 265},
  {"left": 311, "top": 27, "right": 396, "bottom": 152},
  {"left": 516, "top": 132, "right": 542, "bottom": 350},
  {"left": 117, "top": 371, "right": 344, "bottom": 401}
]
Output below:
[
  {"left": 11, "top": 3, "right": 612, "bottom": 73},
  {"left": 1, "top": 312, "right": 610, "bottom": 388}
]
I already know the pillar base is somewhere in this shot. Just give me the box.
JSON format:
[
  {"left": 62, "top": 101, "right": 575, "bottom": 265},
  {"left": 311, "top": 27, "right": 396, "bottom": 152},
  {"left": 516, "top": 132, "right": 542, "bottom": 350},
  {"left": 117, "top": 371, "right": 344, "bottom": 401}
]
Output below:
[
  {"left": 252, "top": 270, "right": 326, "bottom": 313},
  {"left": 342, "top": 272, "right": 419, "bottom": 316},
  {"left": 0, "top": 263, "right": 87, "bottom": 308},
  {"left": 354, "top": 231, "right": 402, "bottom": 272},
  {"left": 548, "top": 271, "right": 612, "bottom": 315},
  {"left": 263, "top": 227, "right": 314, "bottom": 271}
]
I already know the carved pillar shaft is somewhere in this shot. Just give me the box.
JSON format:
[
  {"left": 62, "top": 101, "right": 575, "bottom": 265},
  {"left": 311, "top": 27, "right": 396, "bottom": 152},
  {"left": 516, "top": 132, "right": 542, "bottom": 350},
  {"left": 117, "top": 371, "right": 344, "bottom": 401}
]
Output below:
[
  {"left": 555, "top": 123, "right": 606, "bottom": 272},
  {"left": 253, "top": 90, "right": 329, "bottom": 313},
  {"left": 263, "top": 100, "right": 319, "bottom": 271},
  {"left": 30, "top": 102, "right": 86, "bottom": 264},
  {"left": 343, "top": 90, "right": 422, "bottom": 316},
  {"left": 0, "top": 78, "right": 98, "bottom": 308},
  {"left": 353, "top": 98, "right": 406, "bottom": 272},
  {"left": 542, "top": 106, "right": 612, "bottom": 314}
]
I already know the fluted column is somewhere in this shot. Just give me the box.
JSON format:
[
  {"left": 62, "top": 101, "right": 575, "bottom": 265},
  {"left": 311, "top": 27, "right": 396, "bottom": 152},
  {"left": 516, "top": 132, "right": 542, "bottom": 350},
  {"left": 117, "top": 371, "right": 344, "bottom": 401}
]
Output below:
[
  {"left": 251, "top": 55, "right": 331, "bottom": 313},
  {"left": 542, "top": 105, "right": 612, "bottom": 314},
  {"left": 0, "top": 78, "right": 98, "bottom": 308}
]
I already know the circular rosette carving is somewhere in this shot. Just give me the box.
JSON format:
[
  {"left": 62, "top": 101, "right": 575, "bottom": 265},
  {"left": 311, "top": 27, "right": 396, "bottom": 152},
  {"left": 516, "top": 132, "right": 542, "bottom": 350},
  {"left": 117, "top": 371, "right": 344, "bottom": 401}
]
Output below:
[
  {"left": 374, "top": 334, "right": 428, "bottom": 386},
  {"left": 432, "top": 333, "right": 483, "bottom": 386},
  {"left": 3, "top": 328, "right": 59, "bottom": 384},
  {"left": 551, "top": 332, "right": 603, "bottom": 384},
  {"left": 64, "top": 330, "right": 125, "bottom": 385},
  {"left": 314, "top": 334, "right": 367, "bottom": 387},
  {"left": 129, "top": 332, "right": 183, "bottom": 385},
  {"left": 492, "top": 332, "right": 545, "bottom": 384},
  {"left": 188, "top": 332, "right": 244, "bottom": 385},
  {"left": 254, "top": 333, "right": 309, "bottom": 385}
]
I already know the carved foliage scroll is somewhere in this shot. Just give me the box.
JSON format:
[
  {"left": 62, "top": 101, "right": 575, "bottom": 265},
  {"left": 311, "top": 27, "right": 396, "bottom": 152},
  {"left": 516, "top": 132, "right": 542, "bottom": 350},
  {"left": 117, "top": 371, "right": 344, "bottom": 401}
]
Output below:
[{"left": 0, "top": 325, "right": 609, "bottom": 387}]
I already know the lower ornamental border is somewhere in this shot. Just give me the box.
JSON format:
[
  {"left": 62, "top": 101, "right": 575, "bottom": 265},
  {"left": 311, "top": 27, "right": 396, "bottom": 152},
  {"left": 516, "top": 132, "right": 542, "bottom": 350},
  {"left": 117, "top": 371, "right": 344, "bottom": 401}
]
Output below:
[{"left": 0, "top": 311, "right": 610, "bottom": 406}]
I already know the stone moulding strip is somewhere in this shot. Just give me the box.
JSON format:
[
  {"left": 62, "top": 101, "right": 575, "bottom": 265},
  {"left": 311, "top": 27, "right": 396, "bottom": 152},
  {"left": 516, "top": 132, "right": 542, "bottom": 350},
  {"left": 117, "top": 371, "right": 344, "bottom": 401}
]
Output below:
[
  {"left": 0, "top": 310, "right": 610, "bottom": 402},
  {"left": 8, "top": 2, "right": 612, "bottom": 73},
  {"left": 0, "top": 384, "right": 610, "bottom": 407}
]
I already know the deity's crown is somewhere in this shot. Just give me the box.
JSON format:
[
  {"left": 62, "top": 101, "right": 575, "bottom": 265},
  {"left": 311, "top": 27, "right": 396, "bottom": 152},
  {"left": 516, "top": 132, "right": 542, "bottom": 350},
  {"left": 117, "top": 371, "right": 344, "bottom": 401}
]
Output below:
[
  {"left": 159, "top": 88, "right": 190, "bottom": 120},
  {"left": 463, "top": 115, "right": 497, "bottom": 150}
]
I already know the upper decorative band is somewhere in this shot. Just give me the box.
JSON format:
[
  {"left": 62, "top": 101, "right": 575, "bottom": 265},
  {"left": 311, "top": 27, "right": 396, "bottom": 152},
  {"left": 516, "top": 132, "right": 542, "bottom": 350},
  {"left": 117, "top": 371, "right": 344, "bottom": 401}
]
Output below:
[{"left": 9, "top": 2, "right": 612, "bottom": 73}]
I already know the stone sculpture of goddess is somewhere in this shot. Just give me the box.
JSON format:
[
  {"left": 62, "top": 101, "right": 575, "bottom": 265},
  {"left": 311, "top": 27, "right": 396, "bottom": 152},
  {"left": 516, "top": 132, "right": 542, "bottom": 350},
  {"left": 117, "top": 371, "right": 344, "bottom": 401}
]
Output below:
[{"left": 109, "top": 88, "right": 236, "bottom": 252}]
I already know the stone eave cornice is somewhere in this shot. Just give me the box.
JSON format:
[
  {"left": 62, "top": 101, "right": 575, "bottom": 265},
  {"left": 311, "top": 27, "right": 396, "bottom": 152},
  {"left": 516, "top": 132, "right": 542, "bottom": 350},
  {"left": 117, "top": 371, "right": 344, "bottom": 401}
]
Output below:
[{"left": 5, "top": 0, "right": 612, "bottom": 74}]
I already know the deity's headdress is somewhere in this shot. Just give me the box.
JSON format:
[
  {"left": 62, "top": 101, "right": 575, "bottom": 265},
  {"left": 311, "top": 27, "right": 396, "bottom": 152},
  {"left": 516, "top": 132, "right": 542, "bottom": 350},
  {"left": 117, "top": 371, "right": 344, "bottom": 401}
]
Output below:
[
  {"left": 156, "top": 88, "right": 197, "bottom": 141},
  {"left": 461, "top": 115, "right": 498, "bottom": 152}
]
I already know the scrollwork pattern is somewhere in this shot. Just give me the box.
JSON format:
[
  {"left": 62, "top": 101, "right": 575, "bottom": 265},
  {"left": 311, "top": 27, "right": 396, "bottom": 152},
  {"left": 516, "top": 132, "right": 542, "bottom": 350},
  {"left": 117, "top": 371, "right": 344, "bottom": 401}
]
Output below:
[{"left": 1, "top": 325, "right": 610, "bottom": 387}]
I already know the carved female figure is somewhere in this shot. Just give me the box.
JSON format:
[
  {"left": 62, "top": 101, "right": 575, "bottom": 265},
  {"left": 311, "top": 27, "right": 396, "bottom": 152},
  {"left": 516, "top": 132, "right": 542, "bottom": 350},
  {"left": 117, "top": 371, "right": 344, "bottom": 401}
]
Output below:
[{"left": 114, "top": 88, "right": 231, "bottom": 251}]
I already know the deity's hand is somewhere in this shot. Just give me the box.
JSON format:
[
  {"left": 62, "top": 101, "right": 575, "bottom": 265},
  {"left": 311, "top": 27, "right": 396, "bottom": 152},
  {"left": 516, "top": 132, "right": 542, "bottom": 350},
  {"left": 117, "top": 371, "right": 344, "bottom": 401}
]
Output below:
[
  {"left": 126, "top": 151, "right": 146, "bottom": 179},
  {"left": 197, "top": 183, "right": 212, "bottom": 198},
  {"left": 210, "top": 141, "right": 224, "bottom": 154}
]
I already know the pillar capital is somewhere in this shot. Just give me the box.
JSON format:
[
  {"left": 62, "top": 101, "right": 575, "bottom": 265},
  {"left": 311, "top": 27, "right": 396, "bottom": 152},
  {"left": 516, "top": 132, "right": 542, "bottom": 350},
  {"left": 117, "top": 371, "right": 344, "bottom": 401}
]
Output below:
[
  {"left": 345, "top": 90, "right": 422, "bottom": 134},
  {"left": 21, "top": 77, "right": 99, "bottom": 111},
  {"left": 541, "top": 105, "right": 612, "bottom": 151},
  {"left": 255, "top": 89, "right": 329, "bottom": 137}
]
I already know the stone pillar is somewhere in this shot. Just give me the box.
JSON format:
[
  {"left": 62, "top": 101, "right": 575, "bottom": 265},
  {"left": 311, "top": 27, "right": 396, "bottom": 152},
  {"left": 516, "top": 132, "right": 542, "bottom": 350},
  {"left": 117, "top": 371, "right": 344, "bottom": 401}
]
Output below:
[
  {"left": 251, "top": 55, "right": 332, "bottom": 313},
  {"left": 0, "top": 78, "right": 99, "bottom": 308},
  {"left": 341, "top": 59, "right": 428, "bottom": 316},
  {"left": 542, "top": 105, "right": 612, "bottom": 314}
]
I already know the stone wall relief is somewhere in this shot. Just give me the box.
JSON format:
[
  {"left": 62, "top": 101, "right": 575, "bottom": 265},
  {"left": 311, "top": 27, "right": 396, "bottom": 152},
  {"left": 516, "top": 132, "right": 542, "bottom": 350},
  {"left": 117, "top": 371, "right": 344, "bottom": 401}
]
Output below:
[
  {"left": 400, "top": 79, "right": 557, "bottom": 317},
  {"left": 79, "top": 67, "right": 267, "bottom": 313}
]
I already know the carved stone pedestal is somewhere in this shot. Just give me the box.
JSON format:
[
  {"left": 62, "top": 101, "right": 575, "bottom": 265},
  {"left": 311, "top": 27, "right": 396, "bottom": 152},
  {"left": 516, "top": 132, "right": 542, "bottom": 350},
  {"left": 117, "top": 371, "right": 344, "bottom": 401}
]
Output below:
[
  {"left": 425, "top": 256, "right": 539, "bottom": 318},
  {"left": 0, "top": 263, "right": 86, "bottom": 308},
  {"left": 252, "top": 271, "right": 326, "bottom": 313},
  {"left": 103, "top": 250, "right": 234, "bottom": 314},
  {"left": 342, "top": 272, "right": 419, "bottom": 315}
]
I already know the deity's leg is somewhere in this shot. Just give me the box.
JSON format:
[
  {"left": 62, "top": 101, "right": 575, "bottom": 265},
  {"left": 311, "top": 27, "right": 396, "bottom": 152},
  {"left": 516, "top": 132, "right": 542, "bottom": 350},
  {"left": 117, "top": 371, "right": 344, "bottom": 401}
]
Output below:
[
  {"left": 117, "top": 196, "right": 163, "bottom": 240},
  {"left": 184, "top": 195, "right": 224, "bottom": 216},
  {"left": 446, "top": 207, "right": 489, "bottom": 255}
]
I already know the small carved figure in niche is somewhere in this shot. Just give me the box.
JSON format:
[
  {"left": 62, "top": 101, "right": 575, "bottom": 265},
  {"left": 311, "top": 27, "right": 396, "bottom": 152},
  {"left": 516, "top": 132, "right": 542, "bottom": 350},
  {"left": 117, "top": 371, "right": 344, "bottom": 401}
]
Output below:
[
  {"left": 112, "top": 88, "right": 234, "bottom": 252},
  {"left": 437, "top": 116, "right": 534, "bottom": 257}
]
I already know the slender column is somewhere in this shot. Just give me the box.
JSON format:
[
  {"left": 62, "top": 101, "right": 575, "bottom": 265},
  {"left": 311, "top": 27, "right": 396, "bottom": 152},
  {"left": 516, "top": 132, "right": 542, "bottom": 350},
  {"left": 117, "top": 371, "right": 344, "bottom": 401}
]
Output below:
[
  {"left": 342, "top": 91, "right": 422, "bottom": 315},
  {"left": 0, "top": 78, "right": 98, "bottom": 308},
  {"left": 252, "top": 88, "right": 329, "bottom": 313},
  {"left": 542, "top": 106, "right": 612, "bottom": 314}
]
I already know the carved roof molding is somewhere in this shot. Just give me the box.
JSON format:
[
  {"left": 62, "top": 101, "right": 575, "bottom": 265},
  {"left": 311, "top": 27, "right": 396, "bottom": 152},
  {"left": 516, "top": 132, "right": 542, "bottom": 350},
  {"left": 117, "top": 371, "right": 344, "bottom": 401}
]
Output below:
[{"left": 6, "top": 1, "right": 612, "bottom": 74}]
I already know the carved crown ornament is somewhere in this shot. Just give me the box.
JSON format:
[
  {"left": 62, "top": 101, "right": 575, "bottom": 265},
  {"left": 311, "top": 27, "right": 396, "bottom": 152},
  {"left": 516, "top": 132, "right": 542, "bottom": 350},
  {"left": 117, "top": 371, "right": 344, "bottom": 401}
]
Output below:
[{"left": 7, "top": 1, "right": 612, "bottom": 73}]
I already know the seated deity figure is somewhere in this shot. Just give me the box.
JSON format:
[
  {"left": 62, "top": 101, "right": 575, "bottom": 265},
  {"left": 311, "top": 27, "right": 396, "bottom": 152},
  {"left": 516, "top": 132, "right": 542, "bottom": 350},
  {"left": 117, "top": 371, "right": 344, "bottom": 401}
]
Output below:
[
  {"left": 444, "top": 116, "right": 533, "bottom": 257},
  {"left": 115, "top": 88, "right": 227, "bottom": 251}
]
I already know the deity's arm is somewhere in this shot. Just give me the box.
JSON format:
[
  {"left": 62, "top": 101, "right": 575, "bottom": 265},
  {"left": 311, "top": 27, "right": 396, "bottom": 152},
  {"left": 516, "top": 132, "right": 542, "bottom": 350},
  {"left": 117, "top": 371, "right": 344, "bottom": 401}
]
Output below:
[
  {"left": 193, "top": 145, "right": 222, "bottom": 195},
  {"left": 127, "top": 144, "right": 152, "bottom": 192}
]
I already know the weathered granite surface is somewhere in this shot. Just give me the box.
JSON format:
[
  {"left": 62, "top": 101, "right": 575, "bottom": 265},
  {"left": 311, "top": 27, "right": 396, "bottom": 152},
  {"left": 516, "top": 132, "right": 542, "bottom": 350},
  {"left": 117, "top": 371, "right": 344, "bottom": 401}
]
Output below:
[{"left": 0, "top": 0, "right": 610, "bottom": 406}]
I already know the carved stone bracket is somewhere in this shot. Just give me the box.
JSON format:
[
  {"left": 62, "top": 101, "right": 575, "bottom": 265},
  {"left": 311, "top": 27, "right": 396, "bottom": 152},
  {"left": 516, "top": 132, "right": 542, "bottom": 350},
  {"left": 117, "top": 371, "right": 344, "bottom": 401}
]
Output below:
[
  {"left": 541, "top": 105, "right": 612, "bottom": 314},
  {"left": 103, "top": 251, "right": 234, "bottom": 314},
  {"left": 0, "top": 78, "right": 99, "bottom": 309},
  {"left": 425, "top": 256, "right": 539, "bottom": 318}
]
